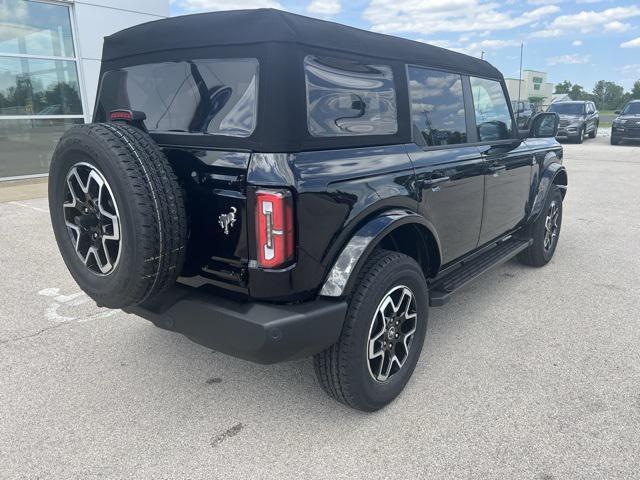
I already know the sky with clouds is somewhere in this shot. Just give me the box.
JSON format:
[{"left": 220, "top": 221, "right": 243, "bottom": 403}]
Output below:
[{"left": 170, "top": 0, "right": 640, "bottom": 91}]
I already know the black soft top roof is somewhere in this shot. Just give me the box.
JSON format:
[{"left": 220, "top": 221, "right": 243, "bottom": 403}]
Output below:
[
  {"left": 103, "top": 8, "right": 502, "bottom": 80},
  {"left": 97, "top": 9, "right": 508, "bottom": 152}
]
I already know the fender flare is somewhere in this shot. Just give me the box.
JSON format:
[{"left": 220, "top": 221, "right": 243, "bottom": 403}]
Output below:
[
  {"left": 528, "top": 162, "right": 568, "bottom": 223},
  {"left": 319, "top": 209, "right": 442, "bottom": 298}
]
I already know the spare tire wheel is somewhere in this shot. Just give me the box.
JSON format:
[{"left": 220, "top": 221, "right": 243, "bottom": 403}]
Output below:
[{"left": 48, "top": 123, "right": 187, "bottom": 309}]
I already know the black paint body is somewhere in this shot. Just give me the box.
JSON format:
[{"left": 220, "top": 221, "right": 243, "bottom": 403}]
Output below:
[
  {"left": 156, "top": 133, "right": 563, "bottom": 302},
  {"left": 93, "top": 10, "right": 569, "bottom": 363}
]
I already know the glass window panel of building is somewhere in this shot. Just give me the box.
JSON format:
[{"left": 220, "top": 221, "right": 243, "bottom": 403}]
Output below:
[
  {"left": 408, "top": 66, "right": 467, "bottom": 147},
  {"left": 0, "top": 0, "right": 75, "bottom": 57},
  {"left": 0, "top": 118, "right": 83, "bottom": 178},
  {"left": 0, "top": 0, "right": 83, "bottom": 180},
  {"left": 0, "top": 57, "right": 82, "bottom": 115}
]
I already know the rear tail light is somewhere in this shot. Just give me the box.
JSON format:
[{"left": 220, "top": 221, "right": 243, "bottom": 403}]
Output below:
[{"left": 255, "top": 189, "right": 294, "bottom": 268}]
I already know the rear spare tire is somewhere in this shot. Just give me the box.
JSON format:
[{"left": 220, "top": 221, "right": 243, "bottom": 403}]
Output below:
[{"left": 48, "top": 123, "right": 187, "bottom": 309}]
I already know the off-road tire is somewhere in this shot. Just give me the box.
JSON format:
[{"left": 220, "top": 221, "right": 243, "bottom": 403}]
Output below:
[
  {"left": 49, "top": 122, "right": 187, "bottom": 309},
  {"left": 518, "top": 185, "right": 563, "bottom": 267},
  {"left": 313, "top": 250, "right": 428, "bottom": 411}
]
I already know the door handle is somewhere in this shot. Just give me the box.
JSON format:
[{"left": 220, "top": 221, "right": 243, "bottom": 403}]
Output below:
[
  {"left": 423, "top": 176, "right": 450, "bottom": 189},
  {"left": 488, "top": 165, "right": 506, "bottom": 176}
]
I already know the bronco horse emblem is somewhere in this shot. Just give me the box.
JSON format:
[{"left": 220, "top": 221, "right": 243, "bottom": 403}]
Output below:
[{"left": 218, "top": 207, "right": 237, "bottom": 235}]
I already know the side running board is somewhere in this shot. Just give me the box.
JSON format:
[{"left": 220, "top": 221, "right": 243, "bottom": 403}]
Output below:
[{"left": 429, "top": 238, "right": 533, "bottom": 307}]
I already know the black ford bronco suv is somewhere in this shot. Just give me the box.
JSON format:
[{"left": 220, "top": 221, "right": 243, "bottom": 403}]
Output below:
[{"left": 48, "top": 10, "right": 566, "bottom": 411}]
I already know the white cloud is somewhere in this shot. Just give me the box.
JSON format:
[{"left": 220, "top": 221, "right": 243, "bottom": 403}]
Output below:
[
  {"left": 364, "top": 0, "right": 559, "bottom": 35},
  {"left": 418, "top": 37, "right": 519, "bottom": 58},
  {"left": 620, "top": 64, "right": 640, "bottom": 76},
  {"left": 621, "top": 37, "right": 640, "bottom": 48},
  {"left": 548, "top": 6, "right": 640, "bottom": 33},
  {"left": 530, "top": 28, "right": 563, "bottom": 38},
  {"left": 572, "top": 40, "right": 583, "bottom": 46},
  {"left": 547, "top": 53, "right": 591, "bottom": 65},
  {"left": 307, "top": 0, "right": 341, "bottom": 16},
  {"left": 604, "top": 21, "right": 630, "bottom": 33},
  {"left": 174, "top": 0, "right": 282, "bottom": 12}
]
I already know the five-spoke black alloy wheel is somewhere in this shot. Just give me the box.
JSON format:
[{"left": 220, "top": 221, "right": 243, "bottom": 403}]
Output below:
[
  {"left": 518, "top": 184, "right": 563, "bottom": 267},
  {"left": 63, "top": 163, "right": 122, "bottom": 275},
  {"left": 543, "top": 200, "right": 560, "bottom": 253},
  {"left": 367, "top": 285, "right": 417, "bottom": 382},
  {"left": 314, "top": 250, "right": 428, "bottom": 411}
]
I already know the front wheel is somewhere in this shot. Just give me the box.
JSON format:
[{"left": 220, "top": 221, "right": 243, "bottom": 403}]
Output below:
[
  {"left": 575, "top": 126, "right": 585, "bottom": 143},
  {"left": 314, "top": 250, "right": 428, "bottom": 411},
  {"left": 518, "top": 185, "right": 563, "bottom": 267},
  {"left": 588, "top": 122, "right": 598, "bottom": 138}
]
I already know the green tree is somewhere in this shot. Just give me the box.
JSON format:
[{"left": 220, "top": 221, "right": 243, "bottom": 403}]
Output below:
[
  {"left": 569, "top": 83, "right": 593, "bottom": 101},
  {"left": 631, "top": 80, "right": 640, "bottom": 100},
  {"left": 592, "top": 80, "right": 625, "bottom": 110},
  {"left": 554, "top": 80, "right": 572, "bottom": 94}
]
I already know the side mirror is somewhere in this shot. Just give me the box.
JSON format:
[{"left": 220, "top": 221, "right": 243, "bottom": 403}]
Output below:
[
  {"left": 526, "top": 112, "right": 559, "bottom": 138},
  {"left": 614, "top": 110, "right": 621, "bottom": 115}
]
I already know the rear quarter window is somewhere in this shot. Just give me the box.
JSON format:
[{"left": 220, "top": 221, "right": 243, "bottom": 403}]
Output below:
[
  {"left": 97, "top": 58, "right": 259, "bottom": 137},
  {"left": 304, "top": 55, "right": 398, "bottom": 137}
]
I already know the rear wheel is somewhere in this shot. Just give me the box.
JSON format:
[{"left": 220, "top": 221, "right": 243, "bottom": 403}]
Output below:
[
  {"left": 49, "top": 123, "right": 187, "bottom": 309},
  {"left": 314, "top": 250, "right": 428, "bottom": 411},
  {"left": 518, "top": 185, "right": 563, "bottom": 267}
]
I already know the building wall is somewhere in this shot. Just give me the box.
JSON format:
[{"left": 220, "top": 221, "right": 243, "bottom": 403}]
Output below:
[
  {"left": 505, "top": 70, "right": 554, "bottom": 107},
  {"left": 0, "top": 0, "right": 168, "bottom": 180}
]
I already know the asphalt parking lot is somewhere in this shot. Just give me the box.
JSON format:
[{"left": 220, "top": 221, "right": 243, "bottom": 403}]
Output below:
[{"left": 1, "top": 135, "right": 639, "bottom": 479}]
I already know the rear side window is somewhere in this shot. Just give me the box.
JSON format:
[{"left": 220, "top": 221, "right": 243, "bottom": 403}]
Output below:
[
  {"left": 304, "top": 55, "right": 397, "bottom": 137},
  {"left": 408, "top": 66, "right": 467, "bottom": 147},
  {"left": 97, "top": 58, "right": 259, "bottom": 137},
  {"left": 470, "top": 77, "right": 513, "bottom": 141}
]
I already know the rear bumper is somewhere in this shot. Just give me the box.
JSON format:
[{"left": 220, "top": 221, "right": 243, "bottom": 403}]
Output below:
[{"left": 124, "top": 286, "right": 347, "bottom": 364}]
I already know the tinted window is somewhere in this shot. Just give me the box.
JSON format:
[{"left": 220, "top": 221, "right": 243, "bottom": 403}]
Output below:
[
  {"left": 0, "top": 57, "right": 82, "bottom": 115},
  {"left": 470, "top": 77, "right": 513, "bottom": 141},
  {"left": 622, "top": 102, "right": 640, "bottom": 115},
  {"left": 97, "top": 59, "right": 259, "bottom": 137},
  {"left": 547, "top": 103, "right": 585, "bottom": 115},
  {"left": 408, "top": 67, "right": 466, "bottom": 147},
  {"left": 304, "top": 55, "right": 397, "bottom": 137}
]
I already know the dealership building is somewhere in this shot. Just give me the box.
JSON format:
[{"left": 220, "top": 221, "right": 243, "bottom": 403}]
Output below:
[
  {"left": 0, "top": 0, "right": 169, "bottom": 180},
  {"left": 505, "top": 69, "right": 554, "bottom": 110}
]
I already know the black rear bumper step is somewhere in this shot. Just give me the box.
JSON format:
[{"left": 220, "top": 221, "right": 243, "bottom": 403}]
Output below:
[
  {"left": 429, "top": 238, "right": 532, "bottom": 307},
  {"left": 124, "top": 286, "right": 347, "bottom": 364}
]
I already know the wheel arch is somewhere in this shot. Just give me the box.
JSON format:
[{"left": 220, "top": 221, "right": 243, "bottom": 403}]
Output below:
[
  {"left": 528, "top": 163, "right": 568, "bottom": 223},
  {"left": 319, "top": 209, "right": 442, "bottom": 298}
]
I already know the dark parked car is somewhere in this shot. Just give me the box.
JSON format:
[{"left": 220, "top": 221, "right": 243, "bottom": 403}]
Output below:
[
  {"left": 611, "top": 100, "right": 640, "bottom": 145},
  {"left": 48, "top": 9, "right": 566, "bottom": 411},
  {"left": 547, "top": 100, "right": 599, "bottom": 143}
]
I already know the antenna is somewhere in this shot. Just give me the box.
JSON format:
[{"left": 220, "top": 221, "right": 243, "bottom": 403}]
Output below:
[
  {"left": 517, "top": 42, "right": 523, "bottom": 104},
  {"left": 517, "top": 42, "right": 523, "bottom": 122}
]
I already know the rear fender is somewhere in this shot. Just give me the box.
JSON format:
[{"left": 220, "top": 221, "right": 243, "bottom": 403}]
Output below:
[{"left": 320, "top": 209, "right": 441, "bottom": 298}]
